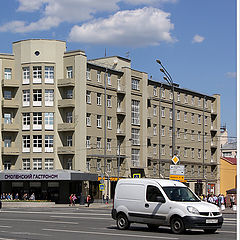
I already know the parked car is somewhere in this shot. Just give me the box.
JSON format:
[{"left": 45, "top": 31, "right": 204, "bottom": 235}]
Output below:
[{"left": 112, "top": 178, "right": 223, "bottom": 234}]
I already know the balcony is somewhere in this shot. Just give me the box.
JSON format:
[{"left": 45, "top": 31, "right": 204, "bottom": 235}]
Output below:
[
  {"left": 211, "top": 140, "right": 218, "bottom": 148},
  {"left": 116, "top": 107, "right": 126, "bottom": 116},
  {"left": 2, "top": 79, "right": 19, "bottom": 88},
  {"left": 2, "top": 147, "right": 20, "bottom": 155},
  {"left": 117, "top": 84, "right": 126, "bottom": 94},
  {"left": 58, "top": 123, "right": 75, "bottom": 132},
  {"left": 2, "top": 99, "right": 19, "bottom": 108},
  {"left": 58, "top": 78, "right": 75, "bottom": 87},
  {"left": 210, "top": 124, "right": 217, "bottom": 132},
  {"left": 58, "top": 99, "right": 75, "bottom": 108},
  {"left": 116, "top": 128, "right": 125, "bottom": 137},
  {"left": 57, "top": 146, "right": 75, "bottom": 155},
  {"left": 2, "top": 123, "right": 19, "bottom": 132}
]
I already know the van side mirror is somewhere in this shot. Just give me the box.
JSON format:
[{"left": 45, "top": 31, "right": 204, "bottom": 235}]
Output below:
[{"left": 156, "top": 195, "right": 166, "bottom": 203}]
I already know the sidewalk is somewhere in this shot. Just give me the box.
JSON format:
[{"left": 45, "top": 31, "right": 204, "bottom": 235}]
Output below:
[
  {"left": 221, "top": 207, "right": 237, "bottom": 214},
  {"left": 55, "top": 203, "right": 113, "bottom": 209}
]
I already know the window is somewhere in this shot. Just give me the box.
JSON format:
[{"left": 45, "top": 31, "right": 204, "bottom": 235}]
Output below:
[
  {"left": 23, "top": 90, "right": 30, "bottom": 107},
  {"left": 45, "top": 113, "right": 54, "bottom": 130},
  {"left": 184, "top": 129, "right": 187, "bottom": 139},
  {"left": 204, "top": 99, "right": 208, "bottom": 108},
  {"left": 45, "top": 89, "right": 54, "bottom": 106},
  {"left": 198, "top": 97, "right": 201, "bottom": 107},
  {"left": 161, "top": 145, "right": 165, "bottom": 155},
  {"left": 66, "top": 112, "right": 72, "bottom": 123},
  {"left": 184, "top": 112, "right": 187, "bottom": 122},
  {"left": 33, "top": 89, "right": 42, "bottom": 106},
  {"left": 66, "top": 89, "right": 73, "bottom": 99},
  {"left": 33, "top": 135, "right": 42, "bottom": 152},
  {"left": 184, "top": 94, "right": 188, "bottom": 103},
  {"left": 191, "top": 148, "right": 194, "bottom": 158},
  {"left": 205, "top": 150, "right": 207, "bottom": 160},
  {"left": 198, "top": 166, "right": 201, "bottom": 176},
  {"left": 177, "top": 110, "right": 180, "bottom": 120},
  {"left": 161, "top": 107, "right": 165, "bottom": 117},
  {"left": 45, "top": 66, "right": 54, "bottom": 84},
  {"left": 67, "top": 136, "right": 73, "bottom": 146},
  {"left": 97, "top": 115, "right": 102, "bottom": 128},
  {"left": 96, "top": 137, "right": 101, "bottom": 149},
  {"left": 153, "top": 124, "right": 157, "bottom": 136},
  {"left": 191, "top": 130, "right": 195, "bottom": 140},
  {"left": 86, "top": 136, "right": 91, "bottom": 148},
  {"left": 67, "top": 66, "right": 73, "bottom": 78},
  {"left": 23, "top": 67, "right": 30, "bottom": 84},
  {"left": 107, "top": 160, "right": 111, "bottom": 172},
  {"left": 4, "top": 90, "right": 12, "bottom": 99},
  {"left": 86, "top": 113, "right": 91, "bottom": 126},
  {"left": 153, "top": 105, "right": 157, "bottom": 116},
  {"left": 169, "top": 91, "right": 173, "bottom": 100},
  {"left": 131, "top": 149, "right": 140, "bottom": 167},
  {"left": 177, "top": 128, "right": 180, "bottom": 138},
  {"left": 22, "top": 159, "right": 30, "bottom": 170},
  {"left": 198, "top": 115, "right": 201, "bottom": 124},
  {"left": 4, "top": 113, "right": 12, "bottom": 124},
  {"left": 107, "top": 73, "right": 111, "bottom": 85},
  {"left": 153, "top": 144, "right": 157, "bottom": 155},
  {"left": 4, "top": 68, "right": 12, "bottom": 80},
  {"left": 146, "top": 185, "right": 165, "bottom": 202},
  {"left": 191, "top": 113, "right": 194, "bottom": 123},
  {"left": 132, "top": 78, "right": 140, "bottom": 90},
  {"left": 191, "top": 165, "right": 194, "bottom": 175},
  {"left": 33, "top": 112, "right": 42, "bottom": 130},
  {"left": 4, "top": 137, "right": 11, "bottom": 147},
  {"left": 97, "top": 159, "right": 101, "bottom": 171},
  {"left": 132, "top": 128, "right": 140, "bottom": 145},
  {"left": 169, "top": 127, "right": 172, "bottom": 138},
  {"left": 184, "top": 147, "right": 188, "bottom": 157},
  {"left": 198, "top": 131, "right": 201, "bottom": 141},
  {"left": 45, "top": 159, "right": 54, "bottom": 170},
  {"left": 4, "top": 161, "right": 11, "bottom": 170},
  {"left": 67, "top": 159, "right": 72, "bottom": 170},
  {"left": 198, "top": 149, "right": 201, "bottom": 158},
  {"left": 161, "top": 126, "right": 165, "bottom": 136},
  {"left": 23, "top": 113, "right": 30, "bottom": 130},
  {"left": 97, "top": 71, "right": 101, "bottom": 82},
  {"left": 169, "top": 109, "right": 172, "bottom": 120},
  {"left": 86, "top": 67, "right": 91, "bottom": 80},
  {"left": 153, "top": 86, "right": 157, "bottom": 96},
  {"left": 86, "top": 91, "right": 91, "bottom": 104},
  {"left": 22, "top": 135, "right": 30, "bottom": 152},
  {"left": 169, "top": 146, "right": 172, "bottom": 157},
  {"left": 45, "top": 135, "right": 53, "bottom": 152},
  {"left": 177, "top": 92, "right": 180, "bottom": 102},
  {"left": 205, "top": 116, "right": 208, "bottom": 126},
  {"left": 33, "top": 66, "right": 42, "bottom": 83},
  {"left": 97, "top": 93, "right": 101, "bottom": 105},
  {"left": 107, "top": 139, "right": 111, "bottom": 151},
  {"left": 107, "top": 117, "right": 112, "bottom": 129},
  {"left": 107, "top": 95, "right": 112, "bottom": 107},
  {"left": 191, "top": 96, "right": 195, "bottom": 105},
  {"left": 33, "top": 158, "right": 42, "bottom": 170},
  {"left": 162, "top": 89, "right": 165, "bottom": 98},
  {"left": 86, "top": 159, "right": 91, "bottom": 172},
  {"left": 131, "top": 100, "right": 140, "bottom": 125}
]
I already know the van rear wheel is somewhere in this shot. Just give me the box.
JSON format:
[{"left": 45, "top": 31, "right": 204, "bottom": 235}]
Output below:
[
  {"left": 170, "top": 217, "right": 185, "bottom": 234},
  {"left": 116, "top": 214, "right": 130, "bottom": 230}
]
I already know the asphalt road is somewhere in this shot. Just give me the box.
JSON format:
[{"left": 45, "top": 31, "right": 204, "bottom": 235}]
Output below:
[{"left": 0, "top": 207, "right": 236, "bottom": 240}]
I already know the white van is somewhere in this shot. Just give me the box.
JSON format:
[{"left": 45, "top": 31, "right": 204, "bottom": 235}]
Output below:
[{"left": 112, "top": 179, "right": 223, "bottom": 234}]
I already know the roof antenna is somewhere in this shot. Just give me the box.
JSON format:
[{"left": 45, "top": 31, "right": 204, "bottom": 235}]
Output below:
[
  {"left": 125, "top": 51, "right": 130, "bottom": 59},
  {"left": 105, "top": 48, "right": 107, "bottom": 57}
]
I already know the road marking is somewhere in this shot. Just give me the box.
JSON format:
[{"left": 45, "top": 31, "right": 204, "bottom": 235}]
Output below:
[
  {"left": 50, "top": 215, "right": 113, "bottom": 220},
  {"left": 0, "top": 230, "right": 51, "bottom": 237},
  {"left": 0, "top": 218, "right": 78, "bottom": 225},
  {"left": 0, "top": 237, "right": 16, "bottom": 240},
  {"left": 43, "top": 228, "right": 179, "bottom": 240},
  {"left": 224, "top": 218, "right": 237, "bottom": 221},
  {"left": 222, "top": 223, "right": 237, "bottom": 226},
  {"left": 0, "top": 226, "right": 12, "bottom": 228},
  {"left": 218, "top": 230, "right": 237, "bottom": 234}
]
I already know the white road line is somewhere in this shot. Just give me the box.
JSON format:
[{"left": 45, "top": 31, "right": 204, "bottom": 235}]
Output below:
[
  {"left": 218, "top": 230, "right": 237, "bottom": 234},
  {"left": 0, "top": 218, "right": 78, "bottom": 225},
  {"left": 222, "top": 223, "right": 237, "bottom": 226},
  {"left": 0, "top": 226, "right": 12, "bottom": 228},
  {"left": 50, "top": 215, "right": 112, "bottom": 220},
  {"left": 224, "top": 218, "right": 237, "bottom": 220},
  {"left": 0, "top": 237, "right": 16, "bottom": 240},
  {"left": 43, "top": 228, "right": 179, "bottom": 240}
]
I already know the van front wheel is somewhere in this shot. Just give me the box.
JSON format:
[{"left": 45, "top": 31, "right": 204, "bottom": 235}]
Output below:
[
  {"left": 170, "top": 217, "right": 185, "bottom": 234},
  {"left": 116, "top": 214, "right": 130, "bottom": 230}
]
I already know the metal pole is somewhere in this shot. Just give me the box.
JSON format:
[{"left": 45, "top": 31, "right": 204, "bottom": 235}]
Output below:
[
  {"left": 172, "top": 84, "right": 175, "bottom": 157},
  {"left": 158, "top": 84, "right": 162, "bottom": 178},
  {"left": 202, "top": 96, "right": 206, "bottom": 195},
  {"left": 104, "top": 69, "right": 107, "bottom": 193},
  {"left": 117, "top": 143, "right": 120, "bottom": 180}
]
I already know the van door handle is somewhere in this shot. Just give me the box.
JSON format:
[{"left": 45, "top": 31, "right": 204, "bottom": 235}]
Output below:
[{"left": 145, "top": 203, "right": 149, "bottom": 208}]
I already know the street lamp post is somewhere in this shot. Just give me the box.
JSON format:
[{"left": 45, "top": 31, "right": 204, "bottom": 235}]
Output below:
[{"left": 156, "top": 60, "right": 176, "bottom": 157}]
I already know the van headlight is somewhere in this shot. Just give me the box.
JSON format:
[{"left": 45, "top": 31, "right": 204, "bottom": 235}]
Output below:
[{"left": 187, "top": 206, "right": 200, "bottom": 215}]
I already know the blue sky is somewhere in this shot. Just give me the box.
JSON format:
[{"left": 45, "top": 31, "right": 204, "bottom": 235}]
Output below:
[{"left": 0, "top": 0, "right": 236, "bottom": 139}]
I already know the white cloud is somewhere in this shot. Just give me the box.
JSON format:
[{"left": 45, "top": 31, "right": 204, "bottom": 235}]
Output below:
[
  {"left": 69, "top": 7, "right": 176, "bottom": 47},
  {"left": 123, "top": 0, "right": 177, "bottom": 5},
  {"left": 192, "top": 34, "right": 205, "bottom": 43},
  {"left": 225, "top": 72, "right": 236, "bottom": 78},
  {"left": 17, "top": 0, "right": 47, "bottom": 12}
]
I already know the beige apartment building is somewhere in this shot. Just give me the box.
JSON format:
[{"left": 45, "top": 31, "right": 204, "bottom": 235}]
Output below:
[{"left": 0, "top": 39, "right": 220, "bottom": 202}]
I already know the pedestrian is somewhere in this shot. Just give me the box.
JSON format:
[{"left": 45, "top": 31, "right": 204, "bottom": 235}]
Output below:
[
  {"left": 15, "top": 193, "right": 19, "bottom": 200},
  {"left": 69, "top": 194, "right": 73, "bottom": 206},
  {"left": 102, "top": 194, "right": 105, "bottom": 204},
  {"left": 29, "top": 193, "right": 35, "bottom": 200},
  {"left": 106, "top": 194, "right": 109, "bottom": 204},
  {"left": 72, "top": 194, "right": 77, "bottom": 206},
  {"left": 86, "top": 194, "right": 91, "bottom": 207},
  {"left": 230, "top": 194, "right": 235, "bottom": 208}
]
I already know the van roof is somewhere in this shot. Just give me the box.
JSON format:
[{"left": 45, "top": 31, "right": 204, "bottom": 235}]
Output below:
[{"left": 118, "top": 178, "right": 186, "bottom": 187}]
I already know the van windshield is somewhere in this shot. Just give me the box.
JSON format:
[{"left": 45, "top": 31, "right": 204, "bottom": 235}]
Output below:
[{"left": 162, "top": 186, "right": 201, "bottom": 202}]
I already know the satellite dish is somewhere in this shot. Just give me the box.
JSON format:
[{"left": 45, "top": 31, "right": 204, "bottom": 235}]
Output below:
[{"left": 113, "top": 59, "right": 118, "bottom": 65}]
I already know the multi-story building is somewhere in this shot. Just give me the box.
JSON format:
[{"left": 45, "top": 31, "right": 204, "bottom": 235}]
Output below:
[{"left": 0, "top": 39, "right": 220, "bottom": 202}]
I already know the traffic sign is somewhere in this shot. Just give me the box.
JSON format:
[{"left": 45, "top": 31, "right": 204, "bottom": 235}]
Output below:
[
  {"left": 170, "top": 165, "right": 184, "bottom": 175},
  {"left": 133, "top": 173, "right": 141, "bottom": 178},
  {"left": 171, "top": 156, "right": 180, "bottom": 165},
  {"left": 100, "top": 178, "right": 104, "bottom": 184},
  {"left": 169, "top": 175, "right": 185, "bottom": 181},
  {"left": 99, "top": 184, "right": 105, "bottom": 191}
]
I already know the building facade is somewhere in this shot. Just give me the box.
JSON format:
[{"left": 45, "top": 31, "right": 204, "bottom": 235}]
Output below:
[{"left": 0, "top": 39, "right": 221, "bottom": 202}]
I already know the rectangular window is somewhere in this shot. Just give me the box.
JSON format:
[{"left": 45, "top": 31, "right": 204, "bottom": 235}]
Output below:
[
  {"left": 184, "top": 94, "right": 188, "bottom": 103},
  {"left": 96, "top": 137, "right": 101, "bottom": 149},
  {"left": 67, "top": 159, "right": 72, "bottom": 170},
  {"left": 33, "top": 66, "right": 42, "bottom": 83},
  {"left": 153, "top": 124, "right": 157, "bottom": 136},
  {"left": 161, "top": 107, "right": 165, "bottom": 118},
  {"left": 86, "top": 136, "right": 91, "bottom": 148},
  {"left": 191, "top": 165, "right": 194, "bottom": 175},
  {"left": 177, "top": 128, "right": 180, "bottom": 138},
  {"left": 131, "top": 100, "right": 140, "bottom": 125},
  {"left": 191, "top": 130, "right": 195, "bottom": 140},
  {"left": 169, "top": 127, "right": 172, "bottom": 138},
  {"left": 66, "top": 112, "right": 72, "bottom": 123},
  {"left": 23, "top": 67, "right": 30, "bottom": 84},
  {"left": 184, "top": 129, "right": 187, "bottom": 139},
  {"left": 169, "top": 109, "right": 172, "bottom": 120},
  {"left": 4, "top": 90, "right": 12, "bottom": 99},
  {"left": 97, "top": 159, "right": 101, "bottom": 171},
  {"left": 131, "top": 128, "right": 140, "bottom": 145},
  {"left": 33, "top": 135, "right": 42, "bottom": 152},
  {"left": 131, "top": 149, "right": 140, "bottom": 167},
  {"left": 161, "top": 126, "right": 165, "bottom": 136},
  {"left": 169, "top": 91, "right": 173, "bottom": 100},
  {"left": 184, "top": 147, "right": 188, "bottom": 157},
  {"left": 45, "top": 66, "right": 54, "bottom": 84},
  {"left": 107, "top": 139, "right": 111, "bottom": 151},
  {"left": 107, "top": 116, "right": 112, "bottom": 129},
  {"left": 191, "top": 96, "right": 195, "bottom": 105},
  {"left": 205, "top": 150, "right": 207, "bottom": 160},
  {"left": 86, "top": 67, "right": 91, "bottom": 80},
  {"left": 191, "top": 148, "right": 194, "bottom": 158},
  {"left": 153, "top": 144, "right": 157, "bottom": 155},
  {"left": 97, "top": 115, "right": 101, "bottom": 128},
  {"left": 67, "top": 66, "right": 73, "bottom": 78},
  {"left": 153, "top": 86, "right": 157, "bottom": 96},
  {"left": 132, "top": 78, "right": 140, "bottom": 90},
  {"left": 107, "top": 73, "right": 111, "bottom": 85},
  {"left": 45, "top": 159, "right": 54, "bottom": 170},
  {"left": 45, "top": 89, "right": 54, "bottom": 106},
  {"left": 86, "top": 91, "right": 91, "bottom": 104},
  {"left": 191, "top": 113, "right": 194, "bottom": 123},
  {"left": 4, "top": 68, "right": 12, "bottom": 80},
  {"left": 205, "top": 116, "right": 208, "bottom": 126},
  {"left": 107, "top": 160, "right": 111, "bottom": 172},
  {"left": 4, "top": 137, "right": 11, "bottom": 147},
  {"left": 4, "top": 113, "right": 12, "bottom": 124},
  {"left": 97, "top": 70, "right": 101, "bottom": 82},
  {"left": 198, "top": 97, "right": 201, "bottom": 107},
  {"left": 22, "top": 159, "right": 30, "bottom": 170},
  {"left": 86, "top": 113, "right": 91, "bottom": 126},
  {"left": 184, "top": 112, "right": 187, "bottom": 122},
  {"left": 198, "top": 115, "right": 201, "bottom": 124},
  {"left": 66, "top": 89, "right": 73, "bottom": 99},
  {"left": 198, "top": 131, "right": 201, "bottom": 141},
  {"left": 86, "top": 159, "right": 91, "bottom": 172},
  {"left": 22, "top": 135, "right": 30, "bottom": 152},
  {"left": 97, "top": 93, "right": 101, "bottom": 105},
  {"left": 177, "top": 110, "right": 180, "bottom": 120},
  {"left": 107, "top": 95, "right": 112, "bottom": 107},
  {"left": 45, "top": 135, "right": 54, "bottom": 152},
  {"left": 33, "top": 89, "right": 42, "bottom": 106},
  {"left": 161, "top": 145, "right": 165, "bottom": 156},
  {"left": 153, "top": 105, "right": 157, "bottom": 116},
  {"left": 162, "top": 89, "right": 165, "bottom": 98},
  {"left": 177, "top": 92, "right": 180, "bottom": 102},
  {"left": 23, "top": 90, "right": 30, "bottom": 107},
  {"left": 198, "top": 149, "right": 201, "bottom": 158},
  {"left": 67, "top": 136, "right": 73, "bottom": 146},
  {"left": 33, "top": 112, "right": 42, "bottom": 130},
  {"left": 45, "top": 112, "right": 54, "bottom": 130},
  {"left": 33, "top": 158, "right": 42, "bottom": 170},
  {"left": 4, "top": 161, "right": 11, "bottom": 170}
]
